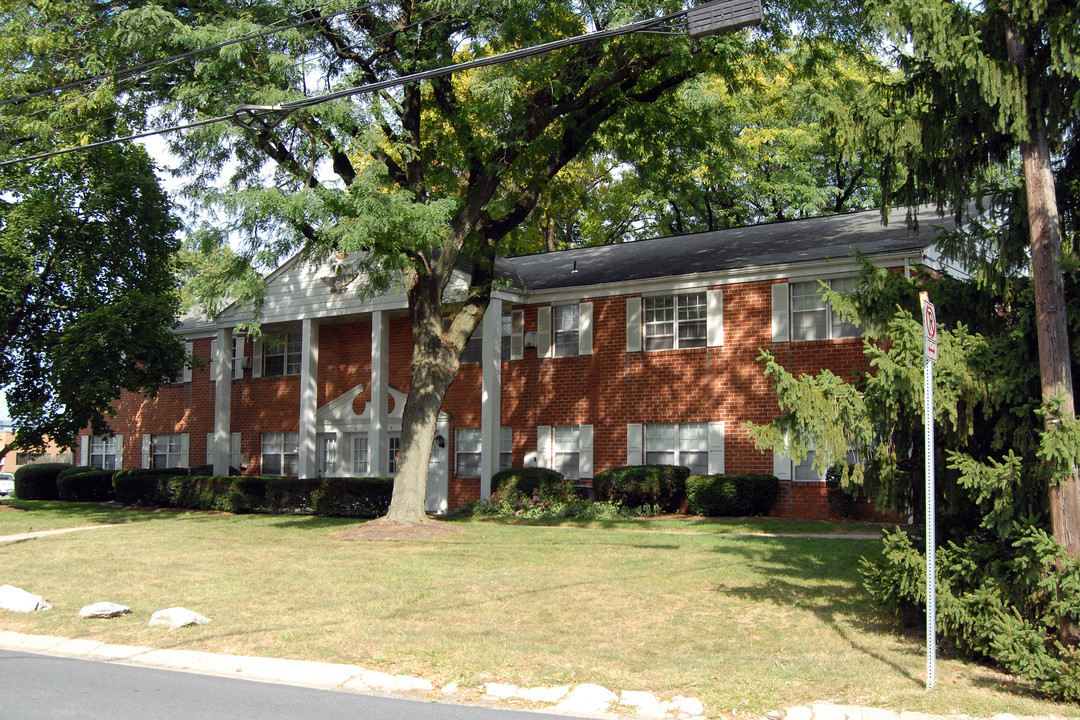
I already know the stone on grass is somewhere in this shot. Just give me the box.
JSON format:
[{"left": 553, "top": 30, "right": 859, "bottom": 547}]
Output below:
[
  {"left": 79, "top": 602, "right": 131, "bottom": 619},
  {"left": 0, "top": 585, "right": 50, "bottom": 612},
  {"left": 148, "top": 607, "right": 210, "bottom": 629},
  {"left": 621, "top": 690, "right": 665, "bottom": 717},
  {"left": 517, "top": 686, "right": 570, "bottom": 703},
  {"left": 554, "top": 684, "right": 618, "bottom": 716},
  {"left": 484, "top": 683, "right": 519, "bottom": 700},
  {"left": 662, "top": 695, "right": 705, "bottom": 717}
]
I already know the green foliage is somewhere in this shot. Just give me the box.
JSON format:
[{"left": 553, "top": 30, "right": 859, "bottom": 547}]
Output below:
[
  {"left": 491, "top": 467, "right": 573, "bottom": 505},
  {"left": 56, "top": 467, "right": 115, "bottom": 502},
  {"left": 685, "top": 474, "right": 780, "bottom": 517},
  {"left": 12, "top": 462, "right": 68, "bottom": 500},
  {"left": 592, "top": 465, "right": 689, "bottom": 513},
  {"left": 448, "top": 498, "right": 634, "bottom": 522},
  {"left": 112, "top": 471, "right": 392, "bottom": 518},
  {"left": 862, "top": 527, "right": 1080, "bottom": 701}
]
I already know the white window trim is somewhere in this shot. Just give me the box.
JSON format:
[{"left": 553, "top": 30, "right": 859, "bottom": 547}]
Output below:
[
  {"left": 628, "top": 422, "right": 724, "bottom": 475},
  {"left": 537, "top": 302, "right": 593, "bottom": 358},
  {"left": 146, "top": 433, "right": 188, "bottom": 470},
  {"left": 536, "top": 424, "right": 593, "bottom": 479},
  {"left": 774, "top": 278, "right": 860, "bottom": 344},
  {"left": 262, "top": 331, "right": 303, "bottom": 377},
  {"left": 261, "top": 431, "right": 299, "bottom": 476},
  {"left": 629, "top": 290, "right": 722, "bottom": 352}
]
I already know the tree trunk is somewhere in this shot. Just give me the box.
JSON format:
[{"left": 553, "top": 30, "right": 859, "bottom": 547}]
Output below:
[
  {"left": 1020, "top": 124, "right": 1080, "bottom": 645},
  {"left": 382, "top": 267, "right": 485, "bottom": 525}
]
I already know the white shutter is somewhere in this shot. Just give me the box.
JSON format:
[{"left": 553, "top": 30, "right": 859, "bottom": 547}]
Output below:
[
  {"left": 114, "top": 435, "right": 123, "bottom": 469},
  {"left": 183, "top": 342, "right": 193, "bottom": 382},
  {"left": 233, "top": 336, "right": 245, "bottom": 379},
  {"left": 141, "top": 435, "right": 151, "bottom": 469},
  {"left": 537, "top": 425, "right": 552, "bottom": 469},
  {"left": 707, "top": 422, "right": 725, "bottom": 474},
  {"left": 626, "top": 297, "right": 642, "bottom": 352},
  {"left": 206, "top": 433, "right": 215, "bottom": 466},
  {"left": 627, "top": 423, "right": 643, "bottom": 465},
  {"left": 180, "top": 433, "right": 190, "bottom": 468},
  {"left": 253, "top": 338, "right": 263, "bottom": 378},
  {"left": 707, "top": 289, "right": 724, "bottom": 347},
  {"left": 773, "top": 431, "right": 792, "bottom": 480},
  {"left": 80, "top": 436, "right": 90, "bottom": 466},
  {"left": 209, "top": 339, "right": 218, "bottom": 381},
  {"left": 510, "top": 310, "right": 524, "bottom": 361},
  {"left": 772, "top": 282, "right": 790, "bottom": 343},
  {"left": 578, "top": 302, "right": 593, "bottom": 356},
  {"left": 231, "top": 432, "right": 242, "bottom": 470},
  {"left": 578, "top": 424, "right": 593, "bottom": 478},
  {"left": 537, "top": 307, "right": 552, "bottom": 359}
]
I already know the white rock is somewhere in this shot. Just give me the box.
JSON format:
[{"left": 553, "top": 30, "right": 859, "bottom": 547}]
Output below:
[
  {"left": 79, "top": 602, "right": 131, "bottom": 619},
  {"left": 0, "top": 585, "right": 50, "bottom": 612},
  {"left": 148, "top": 607, "right": 210, "bottom": 629},
  {"left": 669, "top": 696, "right": 705, "bottom": 717},
  {"left": 517, "top": 685, "right": 570, "bottom": 703},
  {"left": 621, "top": 690, "right": 666, "bottom": 717},
  {"left": 440, "top": 681, "right": 459, "bottom": 696},
  {"left": 555, "top": 683, "right": 619, "bottom": 716},
  {"left": 359, "top": 669, "right": 398, "bottom": 689},
  {"left": 392, "top": 675, "right": 433, "bottom": 692},
  {"left": 787, "top": 707, "right": 814, "bottom": 720},
  {"left": 484, "top": 682, "right": 519, "bottom": 700}
]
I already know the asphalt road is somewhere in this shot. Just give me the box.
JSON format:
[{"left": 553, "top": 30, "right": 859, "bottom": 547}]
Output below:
[{"left": 0, "top": 649, "right": 567, "bottom": 720}]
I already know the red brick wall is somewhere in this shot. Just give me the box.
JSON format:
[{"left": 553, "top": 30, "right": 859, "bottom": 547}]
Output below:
[{"left": 89, "top": 278, "right": 873, "bottom": 519}]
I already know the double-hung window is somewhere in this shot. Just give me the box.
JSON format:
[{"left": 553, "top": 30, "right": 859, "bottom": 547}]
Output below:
[
  {"left": 553, "top": 305, "right": 579, "bottom": 357},
  {"left": 644, "top": 423, "right": 709, "bottom": 475},
  {"left": 388, "top": 434, "right": 401, "bottom": 475},
  {"left": 261, "top": 432, "right": 299, "bottom": 476},
  {"left": 152, "top": 435, "right": 184, "bottom": 469},
  {"left": 644, "top": 293, "right": 707, "bottom": 350},
  {"left": 790, "top": 279, "right": 859, "bottom": 342},
  {"left": 263, "top": 332, "right": 302, "bottom": 377},
  {"left": 552, "top": 426, "right": 580, "bottom": 480},
  {"left": 90, "top": 436, "right": 118, "bottom": 470},
  {"left": 455, "top": 428, "right": 482, "bottom": 477}
]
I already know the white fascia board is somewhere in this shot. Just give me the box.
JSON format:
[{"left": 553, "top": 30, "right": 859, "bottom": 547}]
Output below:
[{"left": 517, "top": 251, "right": 920, "bottom": 305}]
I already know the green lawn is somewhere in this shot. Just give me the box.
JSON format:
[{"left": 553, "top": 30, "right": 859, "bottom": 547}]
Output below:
[{"left": 0, "top": 501, "right": 1075, "bottom": 718}]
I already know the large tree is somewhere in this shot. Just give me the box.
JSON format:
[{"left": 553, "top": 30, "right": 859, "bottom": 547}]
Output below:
[
  {"left": 112, "top": 0, "right": 868, "bottom": 526},
  {"left": 0, "top": 0, "right": 186, "bottom": 458},
  {"left": 868, "top": 0, "right": 1080, "bottom": 642}
]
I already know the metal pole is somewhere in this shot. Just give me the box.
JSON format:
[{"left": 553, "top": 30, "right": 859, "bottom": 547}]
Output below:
[{"left": 925, "top": 342, "right": 937, "bottom": 690}]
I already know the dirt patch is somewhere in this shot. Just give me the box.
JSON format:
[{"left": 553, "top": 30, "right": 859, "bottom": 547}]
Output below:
[
  {"left": 0, "top": 503, "right": 25, "bottom": 512},
  {"left": 335, "top": 517, "right": 464, "bottom": 541}
]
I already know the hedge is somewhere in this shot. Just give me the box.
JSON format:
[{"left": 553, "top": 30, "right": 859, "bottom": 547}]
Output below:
[
  {"left": 685, "top": 473, "right": 780, "bottom": 517},
  {"left": 56, "top": 467, "right": 115, "bottom": 502},
  {"left": 491, "top": 467, "right": 572, "bottom": 503},
  {"left": 592, "top": 465, "right": 690, "bottom": 512},
  {"left": 112, "top": 470, "right": 393, "bottom": 517},
  {"left": 12, "top": 462, "right": 69, "bottom": 500}
]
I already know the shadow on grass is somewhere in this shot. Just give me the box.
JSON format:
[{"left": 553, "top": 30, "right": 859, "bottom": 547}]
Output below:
[
  {"left": 266, "top": 516, "right": 361, "bottom": 530},
  {"left": 1, "top": 500, "right": 170, "bottom": 524},
  {"left": 712, "top": 535, "right": 924, "bottom": 687}
]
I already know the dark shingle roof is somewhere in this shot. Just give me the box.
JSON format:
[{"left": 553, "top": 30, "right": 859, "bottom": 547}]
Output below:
[{"left": 496, "top": 204, "right": 956, "bottom": 292}]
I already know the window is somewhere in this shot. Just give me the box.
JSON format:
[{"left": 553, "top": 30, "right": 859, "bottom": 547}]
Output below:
[
  {"left": 501, "top": 313, "right": 513, "bottom": 362},
  {"left": 500, "top": 426, "right": 513, "bottom": 470},
  {"left": 352, "top": 435, "right": 369, "bottom": 475},
  {"left": 461, "top": 323, "right": 482, "bottom": 364},
  {"left": 206, "top": 433, "right": 243, "bottom": 470},
  {"left": 793, "top": 450, "right": 824, "bottom": 481},
  {"left": 456, "top": 428, "right": 482, "bottom": 477},
  {"left": 553, "top": 426, "right": 580, "bottom": 480},
  {"left": 791, "top": 279, "right": 859, "bottom": 342},
  {"left": 553, "top": 304, "right": 579, "bottom": 357},
  {"left": 261, "top": 432, "right": 299, "bottom": 476},
  {"left": 90, "top": 436, "right": 118, "bottom": 470},
  {"left": 388, "top": 435, "right": 401, "bottom": 475},
  {"left": 645, "top": 423, "right": 708, "bottom": 475},
  {"left": 152, "top": 434, "right": 184, "bottom": 469},
  {"left": 264, "top": 332, "right": 302, "bottom": 377},
  {"left": 318, "top": 435, "right": 337, "bottom": 477},
  {"left": 644, "top": 293, "right": 707, "bottom": 350},
  {"left": 15, "top": 452, "right": 39, "bottom": 466}
]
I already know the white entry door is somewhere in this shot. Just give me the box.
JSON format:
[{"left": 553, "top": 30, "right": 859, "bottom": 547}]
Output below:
[{"left": 426, "top": 416, "right": 449, "bottom": 514}]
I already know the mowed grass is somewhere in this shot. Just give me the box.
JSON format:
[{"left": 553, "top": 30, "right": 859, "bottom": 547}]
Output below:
[{"left": 0, "top": 502, "right": 1076, "bottom": 718}]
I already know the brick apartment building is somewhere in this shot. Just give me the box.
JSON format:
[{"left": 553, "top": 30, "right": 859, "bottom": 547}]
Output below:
[{"left": 78, "top": 205, "right": 953, "bottom": 518}]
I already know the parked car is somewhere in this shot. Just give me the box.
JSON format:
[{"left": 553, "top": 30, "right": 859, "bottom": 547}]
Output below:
[{"left": 0, "top": 472, "right": 13, "bottom": 497}]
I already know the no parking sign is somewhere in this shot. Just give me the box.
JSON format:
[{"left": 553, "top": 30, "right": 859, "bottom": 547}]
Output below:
[{"left": 923, "top": 295, "right": 938, "bottom": 363}]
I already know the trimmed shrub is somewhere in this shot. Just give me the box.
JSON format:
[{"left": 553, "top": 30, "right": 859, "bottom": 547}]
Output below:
[
  {"left": 113, "top": 469, "right": 186, "bottom": 505},
  {"left": 491, "top": 467, "right": 573, "bottom": 504},
  {"left": 57, "top": 468, "right": 115, "bottom": 502},
  {"left": 312, "top": 477, "right": 394, "bottom": 517},
  {"left": 592, "top": 465, "right": 690, "bottom": 512},
  {"left": 12, "top": 462, "right": 69, "bottom": 500},
  {"left": 188, "top": 464, "right": 241, "bottom": 477},
  {"left": 685, "top": 473, "right": 780, "bottom": 516}
]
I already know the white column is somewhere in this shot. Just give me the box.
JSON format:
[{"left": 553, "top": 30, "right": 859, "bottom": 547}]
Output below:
[
  {"left": 480, "top": 298, "right": 503, "bottom": 499},
  {"left": 370, "top": 311, "right": 389, "bottom": 476},
  {"left": 213, "top": 327, "right": 233, "bottom": 475},
  {"left": 297, "top": 318, "right": 320, "bottom": 479}
]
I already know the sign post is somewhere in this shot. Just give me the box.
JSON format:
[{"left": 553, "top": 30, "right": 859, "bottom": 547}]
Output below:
[{"left": 920, "top": 291, "right": 938, "bottom": 690}]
